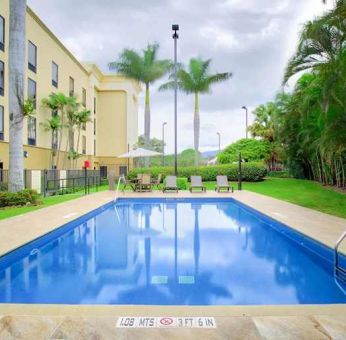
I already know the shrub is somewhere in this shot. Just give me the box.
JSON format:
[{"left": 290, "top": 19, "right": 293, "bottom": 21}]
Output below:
[
  {"left": 0, "top": 183, "right": 8, "bottom": 191},
  {"left": 217, "top": 138, "right": 270, "bottom": 164},
  {"left": 0, "top": 189, "right": 41, "bottom": 208},
  {"left": 128, "top": 163, "right": 267, "bottom": 182}
]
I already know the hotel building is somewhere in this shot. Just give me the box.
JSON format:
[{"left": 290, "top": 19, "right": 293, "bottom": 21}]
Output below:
[{"left": 0, "top": 1, "right": 140, "bottom": 176}]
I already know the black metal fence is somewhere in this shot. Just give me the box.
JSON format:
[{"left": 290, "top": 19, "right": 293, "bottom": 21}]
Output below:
[
  {"left": 43, "top": 169, "right": 101, "bottom": 196},
  {"left": 0, "top": 169, "right": 101, "bottom": 196}
]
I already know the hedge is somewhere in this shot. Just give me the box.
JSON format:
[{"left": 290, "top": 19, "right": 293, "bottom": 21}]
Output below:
[
  {"left": 0, "top": 189, "right": 41, "bottom": 208},
  {"left": 128, "top": 163, "right": 267, "bottom": 182}
]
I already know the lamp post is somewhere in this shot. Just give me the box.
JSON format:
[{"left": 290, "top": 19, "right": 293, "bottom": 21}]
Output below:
[
  {"left": 172, "top": 24, "right": 179, "bottom": 176},
  {"left": 216, "top": 132, "right": 221, "bottom": 154},
  {"left": 242, "top": 106, "right": 248, "bottom": 138},
  {"left": 162, "top": 122, "right": 167, "bottom": 166}
]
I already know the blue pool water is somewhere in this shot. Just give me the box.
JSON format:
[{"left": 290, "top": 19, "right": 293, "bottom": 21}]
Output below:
[{"left": 0, "top": 198, "right": 345, "bottom": 305}]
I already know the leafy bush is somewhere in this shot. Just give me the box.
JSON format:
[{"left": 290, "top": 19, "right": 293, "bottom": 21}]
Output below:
[
  {"left": 0, "top": 189, "right": 41, "bottom": 208},
  {"left": 218, "top": 138, "right": 270, "bottom": 164},
  {"left": 128, "top": 163, "right": 267, "bottom": 182},
  {"left": 0, "top": 183, "right": 8, "bottom": 191},
  {"left": 177, "top": 177, "right": 188, "bottom": 190}
]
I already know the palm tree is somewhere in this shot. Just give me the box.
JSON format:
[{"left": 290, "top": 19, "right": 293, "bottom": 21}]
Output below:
[
  {"left": 8, "top": 0, "right": 27, "bottom": 192},
  {"left": 284, "top": 0, "right": 346, "bottom": 86},
  {"left": 74, "top": 109, "right": 91, "bottom": 169},
  {"left": 40, "top": 115, "right": 62, "bottom": 168},
  {"left": 109, "top": 43, "right": 171, "bottom": 166},
  {"left": 42, "top": 93, "right": 74, "bottom": 168},
  {"left": 64, "top": 97, "right": 80, "bottom": 169},
  {"left": 160, "top": 58, "right": 232, "bottom": 166}
]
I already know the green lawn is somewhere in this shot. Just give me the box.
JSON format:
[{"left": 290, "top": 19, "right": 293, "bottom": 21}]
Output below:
[
  {"left": 0, "top": 185, "right": 108, "bottom": 221},
  {"left": 205, "top": 178, "right": 346, "bottom": 218},
  {"left": 1, "top": 178, "right": 345, "bottom": 221}
]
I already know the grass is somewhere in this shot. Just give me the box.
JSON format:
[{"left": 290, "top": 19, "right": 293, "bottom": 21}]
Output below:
[
  {"left": 205, "top": 178, "right": 346, "bottom": 218},
  {"left": 1, "top": 178, "right": 345, "bottom": 220},
  {"left": 0, "top": 185, "right": 108, "bottom": 221}
]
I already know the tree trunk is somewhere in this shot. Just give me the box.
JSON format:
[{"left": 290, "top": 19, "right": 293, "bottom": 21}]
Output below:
[
  {"left": 144, "top": 83, "right": 150, "bottom": 168},
  {"left": 75, "top": 127, "right": 81, "bottom": 169},
  {"left": 193, "top": 92, "right": 200, "bottom": 167},
  {"left": 56, "top": 112, "right": 64, "bottom": 169},
  {"left": 9, "top": 0, "right": 26, "bottom": 192},
  {"left": 68, "top": 128, "right": 74, "bottom": 170}
]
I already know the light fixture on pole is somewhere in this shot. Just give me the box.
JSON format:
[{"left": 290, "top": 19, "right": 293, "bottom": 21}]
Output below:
[
  {"left": 216, "top": 132, "right": 221, "bottom": 154},
  {"left": 172, "top": 24, "right": 179, "bottom": 176},
  {"left": 242, "top": 106, "right": 248, "bottom": 138},
  {"left": 162, "top": 122, "right": 167, "bottom": 166}
]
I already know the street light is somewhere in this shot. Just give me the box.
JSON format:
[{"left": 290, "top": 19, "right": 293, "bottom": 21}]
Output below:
[
  {"left": 216, "top": 132, "right": 221, "bottom": 154},
  {"left": 172, "top": 24, "right": 179, "bottom": 176},
  {"left": 162, "top": 122, "right": 167, "bottom": 166},
  {"left": 242, "top": 106, "right": 248, "bottom": 138}
]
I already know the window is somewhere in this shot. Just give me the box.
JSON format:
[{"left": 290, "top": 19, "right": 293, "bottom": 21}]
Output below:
[
  {"left": 27, "top": 116, "right": 36, "bottom": 146},
  {"left": 82, "top": 88, "right": 86, "bottom": 107},
  {"left": 0, "top": 16, "right": 4, "bottom": 51},
  {"left": 51, "top": 61, "right": 58, "bottom": 87},
  {"left": 0, "top": 105, "right": 4, "bottom": 140},
  {"left": 82, "top": 135, "right": 86, "bottom": 154},
  {"left": 69, "top": 77, "right": 74, "bottom": 96},
  {"left": 94, "top": 139, "right": 96, "bottom": 156},
  {"left": 0, "top": 61, "right": 4, "bottom": 96},
  {"left": 28, "top": 41, "right": 37, "bottom": 73},
  {"left": 28, "top": 78, "right": 37, "bottom": 108},
  {"left": 93, "top": 118, "right": 96, "bottom": 135}
]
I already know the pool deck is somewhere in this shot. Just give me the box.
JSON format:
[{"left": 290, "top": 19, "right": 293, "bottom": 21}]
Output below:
[{"left": 0, "top": 190, "right": 345, "bottom": 339}]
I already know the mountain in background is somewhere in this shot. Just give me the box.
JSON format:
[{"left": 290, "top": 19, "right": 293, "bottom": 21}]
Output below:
[{"left": 201, "top": 150, "right": 218, "bottom": 159}]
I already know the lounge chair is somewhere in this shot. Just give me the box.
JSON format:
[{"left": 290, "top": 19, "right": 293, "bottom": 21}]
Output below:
[
  {"left": 121, "top": 175, "right": 136, "bottom": 192},
  {"left": 189, "top": 176, "right": 206, "bottom": 192},
  {"left": 215, "top": 175, "right": 234, "bottom": 193},
  {"left": 163, "top": 176, "right": 179, "bottom": 193},
  {"left": 138, "top": 173, "right": 152, "bottom": 192},
  {"left": 151, "top": 174, "right": 163, "bottom": 190}
]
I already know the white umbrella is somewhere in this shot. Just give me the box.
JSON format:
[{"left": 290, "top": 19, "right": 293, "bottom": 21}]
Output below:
[{"left": 117, "top": 148, "right": 161, "bottom": 158}]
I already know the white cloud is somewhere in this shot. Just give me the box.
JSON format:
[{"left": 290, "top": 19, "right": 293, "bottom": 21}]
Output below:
[{"left": 28, "top": 0, "right": 330, "bottom": 153}]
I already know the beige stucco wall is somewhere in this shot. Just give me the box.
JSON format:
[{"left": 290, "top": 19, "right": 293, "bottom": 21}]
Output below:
[{"left": 0, "top": 1, "right": 140, "bottom": 171}]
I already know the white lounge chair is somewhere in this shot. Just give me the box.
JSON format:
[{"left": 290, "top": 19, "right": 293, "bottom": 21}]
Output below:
[
  {"left": 215, "top": 175, "right": 234, "bottom": 193},
  {"left": 163, "top": 176, "right": 179, "bottom": 193},
  {"left": 190, "top": 176, "right": 206, "bottom": 192}
]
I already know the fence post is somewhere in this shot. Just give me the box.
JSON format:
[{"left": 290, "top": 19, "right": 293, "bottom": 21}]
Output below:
[
  {"left": 84, "top": 168, "right": 87, "bottom": 195},
  {"left": 43, "top": 170, "right": 47, "bottom": 197}
]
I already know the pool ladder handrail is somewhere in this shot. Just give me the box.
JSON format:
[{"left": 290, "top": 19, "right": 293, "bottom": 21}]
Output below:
[
  {"left": 116, "top": 174, "right": 126, "bottom": 196},
  {"left": 334, "top": 229, "right": 346, "bottom": 277}
]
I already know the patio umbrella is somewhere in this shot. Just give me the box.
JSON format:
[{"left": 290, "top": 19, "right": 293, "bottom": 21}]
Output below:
[{"left": 117, "top": 148, "right": 161, "bottom": 158}]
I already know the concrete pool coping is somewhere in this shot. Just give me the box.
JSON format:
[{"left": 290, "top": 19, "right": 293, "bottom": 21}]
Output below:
[{"left": 0, "top": 303, "right": 345, "bottom": 317}]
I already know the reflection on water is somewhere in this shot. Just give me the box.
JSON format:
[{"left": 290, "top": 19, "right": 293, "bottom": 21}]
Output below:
[{"left": 0, "top": 199, "right": 345, "bottom": 305}]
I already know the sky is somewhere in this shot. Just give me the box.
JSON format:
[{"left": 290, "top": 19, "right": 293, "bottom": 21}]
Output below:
[{"left": 27, "top": 0, "right": 332, "bottom": 153}]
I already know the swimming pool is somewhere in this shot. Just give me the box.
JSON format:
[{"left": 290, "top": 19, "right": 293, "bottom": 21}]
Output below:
[{"left": 0, "top": 198, "right": 345, "bottom": 305}]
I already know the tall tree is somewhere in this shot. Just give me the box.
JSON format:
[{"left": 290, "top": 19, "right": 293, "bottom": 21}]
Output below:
[
  {"left": 40, "top": 115, "right": 62, "bottom": 169},
  {"left": 109, "top": 43, "right": 171, "bottom": 166},
  {"left": 42, "top": 93, "right": 73, "bottom": 168},
  {"left": 74, "top": 108, "right": 91, "bottom": 169},
  {"left": 8, "top": 0, "right": 27, "bottom": 192},
  {"left": 160, "top": 58, "right": 232, "bottom": 166}
]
